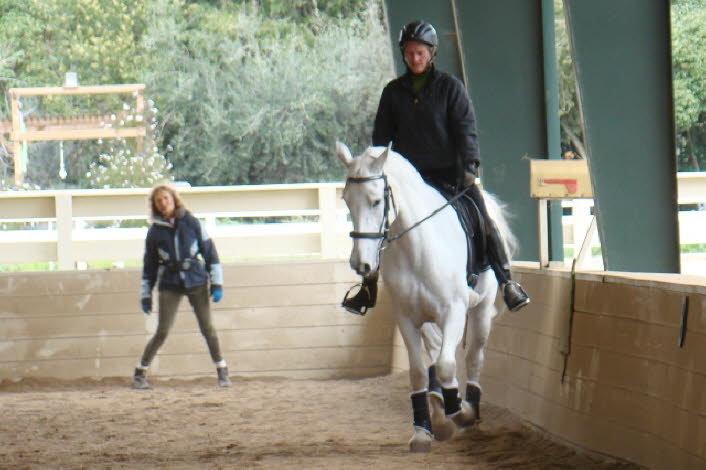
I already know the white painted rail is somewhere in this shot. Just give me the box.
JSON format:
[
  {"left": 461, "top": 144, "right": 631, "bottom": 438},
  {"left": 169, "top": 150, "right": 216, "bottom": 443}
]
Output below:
[
  {"left": 0, "top": 183, "right": 351, "bottom": 270},
  {"left": 0, "top": 173, "right": 704, "bottom": 271}
]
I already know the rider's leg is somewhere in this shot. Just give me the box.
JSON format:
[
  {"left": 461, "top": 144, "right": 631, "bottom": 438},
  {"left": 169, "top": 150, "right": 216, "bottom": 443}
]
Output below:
[
  {"left": 467, "top": 186, "right": 530, "bottom": 312},
  {"left": 341, "top": 272, "right": 378, "bottom": 315}
]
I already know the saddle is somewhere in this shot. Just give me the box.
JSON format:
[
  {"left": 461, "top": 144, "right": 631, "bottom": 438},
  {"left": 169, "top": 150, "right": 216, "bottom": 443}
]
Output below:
[{"left": 436, "top": 184, "right": 491, "bottom": 287}]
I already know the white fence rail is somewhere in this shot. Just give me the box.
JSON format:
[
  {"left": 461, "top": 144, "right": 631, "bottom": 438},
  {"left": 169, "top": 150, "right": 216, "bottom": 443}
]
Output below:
[
  {"left": 0, "top": 173, "right": 704, "bottom": 271},
  {"left": 0, "top": 183, "right": 351, "bottom": 270},
  {"left": 561, "top": 172, "right": 706, "bottom": 249}
]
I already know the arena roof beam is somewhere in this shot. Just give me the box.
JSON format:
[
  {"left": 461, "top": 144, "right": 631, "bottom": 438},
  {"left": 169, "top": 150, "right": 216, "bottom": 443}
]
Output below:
[{"left": 564, "top": 0, "right": 680, "bottom": 272}]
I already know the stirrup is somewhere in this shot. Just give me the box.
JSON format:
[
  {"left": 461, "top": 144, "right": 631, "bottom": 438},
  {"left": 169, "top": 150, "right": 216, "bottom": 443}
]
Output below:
[{"left": 341, "top": 283, "right": 372, "bottom": 316}]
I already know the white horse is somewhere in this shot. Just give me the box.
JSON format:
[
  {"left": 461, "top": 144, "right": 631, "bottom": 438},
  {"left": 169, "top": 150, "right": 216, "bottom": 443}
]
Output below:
[{"left": 336, "top": 142, "right": 517, "bottom": 452}]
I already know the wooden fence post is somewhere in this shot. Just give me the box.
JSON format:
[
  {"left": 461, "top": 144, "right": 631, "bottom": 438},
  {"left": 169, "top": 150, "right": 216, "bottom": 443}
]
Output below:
[
  {"left": 318, "top": 185, "right": 338, "bottom": 259},
  {"left": 55, "top": 193, "right": 74, "bottom": 270}
]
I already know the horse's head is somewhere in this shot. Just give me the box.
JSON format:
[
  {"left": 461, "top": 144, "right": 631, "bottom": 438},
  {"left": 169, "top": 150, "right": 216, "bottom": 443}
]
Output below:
[{"left": 336, "top": 141, "right": 391, "bottom": 278}]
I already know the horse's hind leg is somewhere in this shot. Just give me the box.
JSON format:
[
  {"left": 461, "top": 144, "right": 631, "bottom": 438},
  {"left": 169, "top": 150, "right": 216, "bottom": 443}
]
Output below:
[
  {"left": 464, "top": 293, "right": 496, "bottom": 422},
  {"left": 397, "top": 316, "right": 432, "bottom": 452}
]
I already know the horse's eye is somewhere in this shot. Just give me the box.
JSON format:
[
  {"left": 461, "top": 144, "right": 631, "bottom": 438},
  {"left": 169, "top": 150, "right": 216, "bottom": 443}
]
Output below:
[{"left": 372, "top": 199, "right": 382, "bottom": 208}]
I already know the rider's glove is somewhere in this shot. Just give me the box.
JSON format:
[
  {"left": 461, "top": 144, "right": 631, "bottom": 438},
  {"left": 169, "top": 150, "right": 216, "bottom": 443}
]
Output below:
[
  {"left": 141, "top": 297, "right": 152, "bottom": 315},
  {"left": 210, "top": 285, "right": 223, "bottom": 303},
  {"left": 460, "top": 171, "right": 476, "bottom": 188},
  {"left": 456, "top": 162, "right": 478, "bottom": 190}
]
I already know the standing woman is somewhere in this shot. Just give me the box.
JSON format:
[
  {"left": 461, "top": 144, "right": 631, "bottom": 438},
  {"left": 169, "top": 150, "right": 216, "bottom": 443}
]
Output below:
[{"left": 132, "top": 184, "right": 231, "bottom": 389}]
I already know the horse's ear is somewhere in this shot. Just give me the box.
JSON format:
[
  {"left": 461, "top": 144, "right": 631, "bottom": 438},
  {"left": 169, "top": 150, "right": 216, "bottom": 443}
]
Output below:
[
  {"left": 371, "top": 141, "right": 391, "bottom": 173},
  {"left": 336, "top": 141, "right": 353, "bottom": 167}
]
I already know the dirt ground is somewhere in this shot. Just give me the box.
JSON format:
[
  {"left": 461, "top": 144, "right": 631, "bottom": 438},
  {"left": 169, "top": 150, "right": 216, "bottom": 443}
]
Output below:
[{"left": 0, "top": 372, "right": 641, "bottom": 470}]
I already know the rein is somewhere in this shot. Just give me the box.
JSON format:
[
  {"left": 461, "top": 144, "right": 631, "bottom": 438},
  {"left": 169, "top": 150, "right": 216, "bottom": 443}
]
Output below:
[{"left": 346, "top": 173, "right": 472, "bottom": 248}]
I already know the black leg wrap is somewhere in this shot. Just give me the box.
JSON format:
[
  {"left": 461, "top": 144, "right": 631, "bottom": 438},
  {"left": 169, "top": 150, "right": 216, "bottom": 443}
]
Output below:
[
  {"left": 427, "top": 365, "right": 442, "bottom": 397},
  {"left": 466, "top": 383, "right": 481, "bottom": 420},
  {"left": 442, "top": 387, "right": 460, "bottom": 416},
  {"left": 410, "top": 391, "right": 432, "bottom": 433}
]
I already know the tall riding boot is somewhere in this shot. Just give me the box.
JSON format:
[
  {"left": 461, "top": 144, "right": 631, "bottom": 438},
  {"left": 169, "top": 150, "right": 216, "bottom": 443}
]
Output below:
[
  {"left": 486, "top": 225, "right": 530, "bottom": 312},
  {"left": 342, "top": 275, "right": 378, "bottom": 316}
]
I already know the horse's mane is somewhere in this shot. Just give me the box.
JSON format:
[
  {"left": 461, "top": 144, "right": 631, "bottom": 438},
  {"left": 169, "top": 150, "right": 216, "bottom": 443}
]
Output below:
[
  {"left": 360, "top": 146, "right": 427, "bottom": 188},
  {"left": 359, "top": 145, "right": 518, "bottom": 261}
]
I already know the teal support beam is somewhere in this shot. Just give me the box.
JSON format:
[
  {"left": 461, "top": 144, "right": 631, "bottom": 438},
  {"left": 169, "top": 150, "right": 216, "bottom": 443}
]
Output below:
[
  {"left": 383, "top": 0, "right": 564, "bottom": 262},
  {"left": 542, "top": 0, "right": 565, "bottom": 262},
  {"left": 564, "top": 0, "right": 680, "bottom": 272},
  {"left": 454, "top": 1, "right": 551, "bottom": 261}
]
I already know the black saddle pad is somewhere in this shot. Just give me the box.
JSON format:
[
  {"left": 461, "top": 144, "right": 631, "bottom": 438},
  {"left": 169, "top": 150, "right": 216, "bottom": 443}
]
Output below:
[
  {"left": 433, "top": 184, "right": 490, "bottom": 276},
  {"left": 451, "top": 193, "right": 490, "bottom": 275}
]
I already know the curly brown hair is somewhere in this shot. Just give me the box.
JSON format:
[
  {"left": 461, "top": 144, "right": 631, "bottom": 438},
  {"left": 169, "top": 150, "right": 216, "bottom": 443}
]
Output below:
[{"left": 148, "top": 184, "right": 185, "bottom": 218}]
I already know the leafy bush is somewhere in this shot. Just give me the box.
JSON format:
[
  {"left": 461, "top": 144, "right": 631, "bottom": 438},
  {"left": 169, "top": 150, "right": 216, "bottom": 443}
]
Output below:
[{"left": 86, "top": 148, "right": 173, "bottom": 188}]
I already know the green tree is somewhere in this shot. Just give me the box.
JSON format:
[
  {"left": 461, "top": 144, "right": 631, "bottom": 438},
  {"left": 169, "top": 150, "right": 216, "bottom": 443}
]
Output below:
[
  {"left": 672, "top": 0, "right": 706, "bottom": 171},
  {"left": 143, "top": 0, "right": 392, "bottom": 185},
  {"left": 554, "top": 0, "right": 585, "bottom": 159},
  {"left": 0, "top": 0, "right": 154, "bottom": 188}
]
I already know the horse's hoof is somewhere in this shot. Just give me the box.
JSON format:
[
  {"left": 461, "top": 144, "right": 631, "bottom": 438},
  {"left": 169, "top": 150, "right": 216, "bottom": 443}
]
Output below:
[
  {"left": 429, "top": 395, "right": 455, "bottom": 441},
  {"left": 451, "top": 400, "right": 477, "bottom": 428},
  {"left": 433, "top": 419, "right": 456, "bottom": 442},
  {"left": 409, "top": 427, "right": 432, "bottom": 453}
]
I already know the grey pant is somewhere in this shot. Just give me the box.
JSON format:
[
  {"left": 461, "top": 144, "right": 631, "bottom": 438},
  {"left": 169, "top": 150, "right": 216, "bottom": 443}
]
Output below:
[{"left": 140, "top": 284, "right": 223, "bottom": 366}]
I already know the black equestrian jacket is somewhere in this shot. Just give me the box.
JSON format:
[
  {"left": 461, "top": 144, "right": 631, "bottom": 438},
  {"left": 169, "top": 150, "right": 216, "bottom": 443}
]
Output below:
[
  {"left": 140, "top": 208, "right": 223, "bottom": 298},
  {"left": 372, "top": 65, "right": 480, "bottom": 187}
]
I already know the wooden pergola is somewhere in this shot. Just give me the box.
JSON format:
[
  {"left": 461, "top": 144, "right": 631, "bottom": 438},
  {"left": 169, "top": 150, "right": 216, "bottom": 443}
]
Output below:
[{"left": 0, "top": 84, "right": 147, "bottom": 184}]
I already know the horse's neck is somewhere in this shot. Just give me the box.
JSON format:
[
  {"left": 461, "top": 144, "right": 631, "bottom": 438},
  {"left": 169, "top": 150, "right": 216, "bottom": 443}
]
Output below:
[{"left": 384, "top": 154, "right": 445, "bottom": 231}]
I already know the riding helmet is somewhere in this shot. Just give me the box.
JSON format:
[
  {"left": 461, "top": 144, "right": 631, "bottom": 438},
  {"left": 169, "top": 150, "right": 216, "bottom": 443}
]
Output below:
[{"left": 398, "top": 20, "right": 438, "bottom": 52}]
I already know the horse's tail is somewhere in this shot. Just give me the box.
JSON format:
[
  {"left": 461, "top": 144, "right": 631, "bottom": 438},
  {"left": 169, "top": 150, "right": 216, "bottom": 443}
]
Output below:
[{"left": 481, "top": 190, "right": 518, "bottom": 260}]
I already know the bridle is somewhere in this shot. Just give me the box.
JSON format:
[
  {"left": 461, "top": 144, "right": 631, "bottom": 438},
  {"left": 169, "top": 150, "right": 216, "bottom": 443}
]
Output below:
[
  {"left": 346, "top": 172, "right": 472, "bottom": 249},
  {"left": 346, "top": 174, "right": 394, "bottom": 243}
]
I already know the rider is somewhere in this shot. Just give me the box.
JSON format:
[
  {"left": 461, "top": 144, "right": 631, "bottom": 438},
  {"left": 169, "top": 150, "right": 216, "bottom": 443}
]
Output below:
[{"left": 342, "top": 19, "right": 530, "bottom": 315}]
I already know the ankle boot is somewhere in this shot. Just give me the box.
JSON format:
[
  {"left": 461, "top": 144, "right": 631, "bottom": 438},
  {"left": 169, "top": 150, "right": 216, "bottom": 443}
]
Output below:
[
  {"left": 341, "top": 277, "right": 378, "bottom": 315},
  {"left": 217, "top": 366, "right": 232, "bottom": 388},
  {"left": 131, "top": 368, "right": 152, "bottom": 390}
]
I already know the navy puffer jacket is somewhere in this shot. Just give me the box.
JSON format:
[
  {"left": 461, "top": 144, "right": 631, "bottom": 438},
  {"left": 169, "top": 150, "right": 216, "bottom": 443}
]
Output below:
[{"left": 140, "top": 208, "right": 223, "bottom": 299}]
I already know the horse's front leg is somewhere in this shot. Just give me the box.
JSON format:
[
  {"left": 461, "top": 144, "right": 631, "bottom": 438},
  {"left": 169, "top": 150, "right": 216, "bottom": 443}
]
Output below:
[
  {"left": 436, "top": 303, "right": 476, "bottom": 430},
  {"left": 420, "top": 323, "right": 442, "bottom": 400},
  {"left": 397, "top": 315, "right": 432, "bottom": 453}
]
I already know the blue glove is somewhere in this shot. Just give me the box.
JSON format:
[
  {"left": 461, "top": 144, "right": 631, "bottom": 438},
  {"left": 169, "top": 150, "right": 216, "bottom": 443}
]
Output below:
[
  {"left": 141, "top": 297, "right": 152, "bottom": 315},
  {"left": 210, "top": 285, "right": 223, "bottom": 303}
]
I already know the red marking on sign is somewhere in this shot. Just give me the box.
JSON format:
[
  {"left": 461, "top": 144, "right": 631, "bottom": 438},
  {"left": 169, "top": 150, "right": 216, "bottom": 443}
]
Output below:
[{"left": 543, "top": 178, "right": 578, "bottom": 194}]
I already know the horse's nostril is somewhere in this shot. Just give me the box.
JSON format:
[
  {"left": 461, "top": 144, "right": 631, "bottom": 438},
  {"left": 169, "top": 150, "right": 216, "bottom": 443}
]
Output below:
[{"left": 362, "top": 263, "right": 371, "bottom": 274}]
